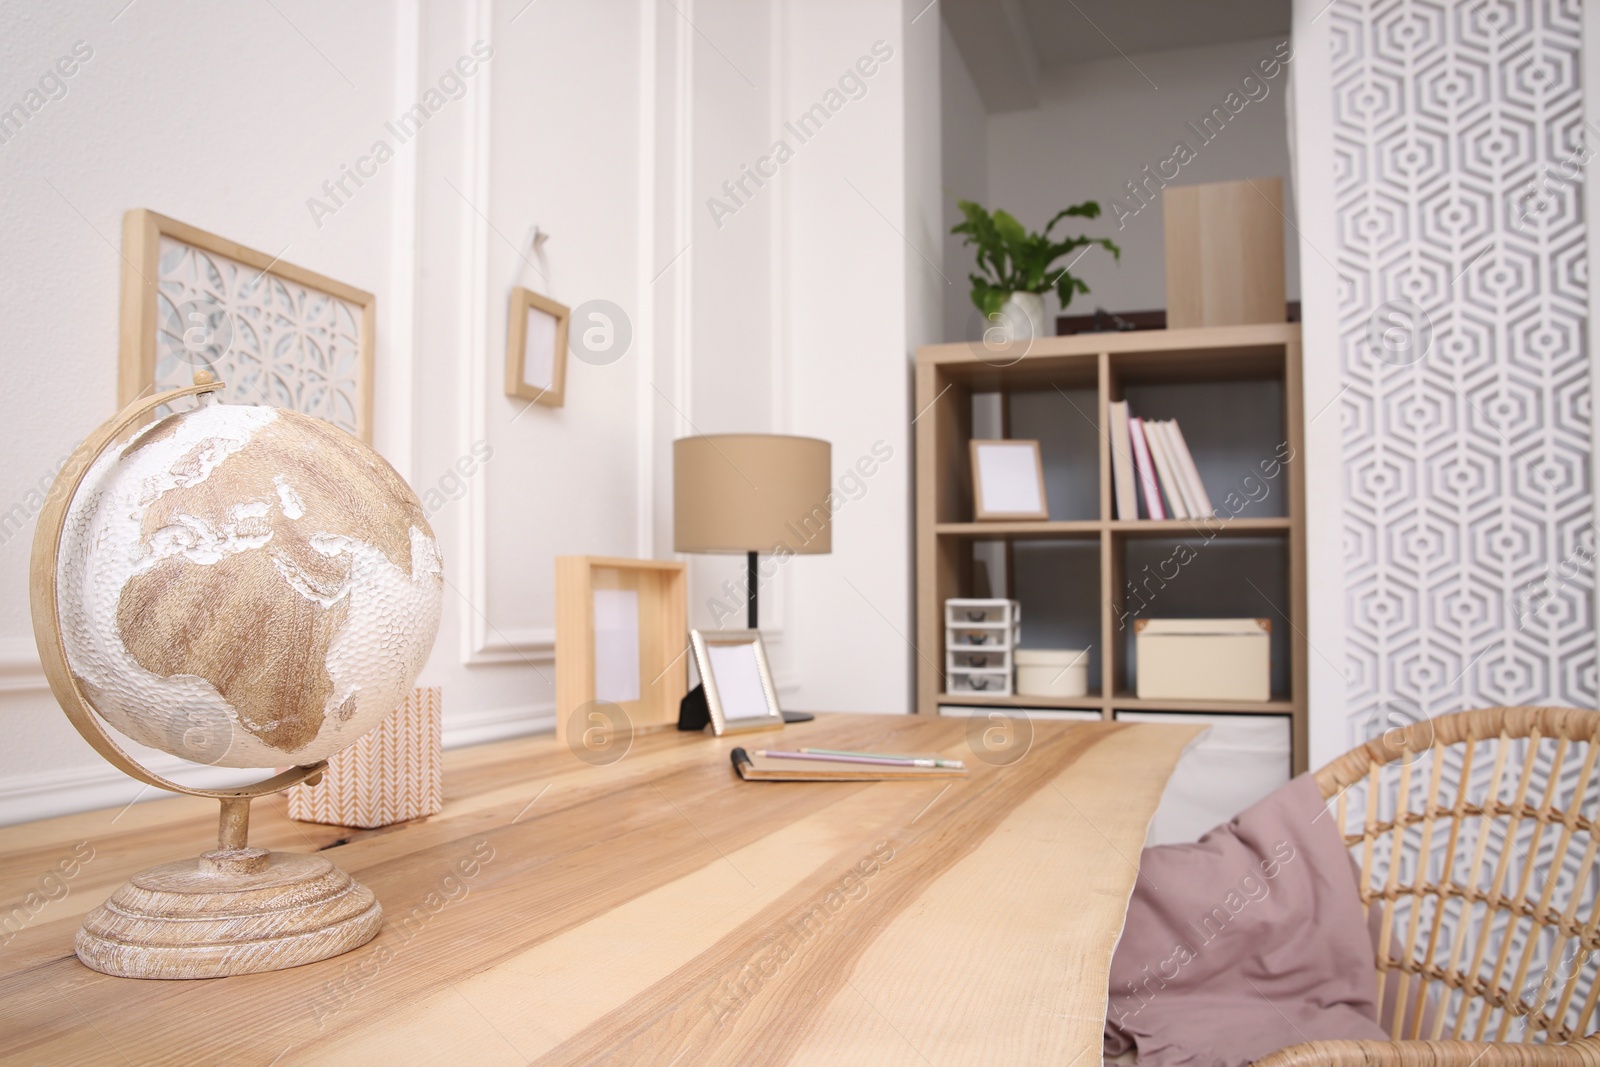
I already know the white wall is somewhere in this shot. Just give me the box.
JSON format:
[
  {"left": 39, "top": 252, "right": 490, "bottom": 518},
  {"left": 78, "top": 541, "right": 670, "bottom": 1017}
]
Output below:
[
  {"left": 951, "top": 35, "right": 1300, "bottom": 334},
  {"left": 940, "top": 22, "right": 988, "bottom": 344},
  {"left": 0, "top": 0, "right": 929, "bottom": 824},
  {"left": 0, "top": 0, "right": 426, "bottom": 816},
  {"left": 766, "top": 0, "right": 930, "bottom": 714}
]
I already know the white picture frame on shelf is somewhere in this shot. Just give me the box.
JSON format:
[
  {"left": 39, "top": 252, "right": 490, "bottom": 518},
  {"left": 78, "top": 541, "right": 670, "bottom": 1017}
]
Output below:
[
  {"left": 970, "top": 439, "right": 1048, "bottom": 521},
  {"left": 690, "top": 629, "right": 784, "bottom": 736}
]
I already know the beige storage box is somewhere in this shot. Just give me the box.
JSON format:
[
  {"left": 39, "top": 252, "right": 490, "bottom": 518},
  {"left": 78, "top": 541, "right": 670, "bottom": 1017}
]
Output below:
[
  {"left": 1015, "top": 649, "right": 1089, "bottom": 698},
  {"left": 1134, "top": 619, "right": 1270, "bottom": 702}
]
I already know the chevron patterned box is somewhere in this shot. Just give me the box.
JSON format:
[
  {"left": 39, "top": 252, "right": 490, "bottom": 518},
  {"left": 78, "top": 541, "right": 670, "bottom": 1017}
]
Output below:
[{"left": 287, "top": 687, "right": 443, "bottom": 829}]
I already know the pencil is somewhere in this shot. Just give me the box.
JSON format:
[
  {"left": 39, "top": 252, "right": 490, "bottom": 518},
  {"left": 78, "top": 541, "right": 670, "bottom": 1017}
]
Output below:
[
  {"left": 752, "top": 751, "right": 947, "bottom": 767},
  {"left": 800, "top": 746, "right": 966, "bottom": 770}
]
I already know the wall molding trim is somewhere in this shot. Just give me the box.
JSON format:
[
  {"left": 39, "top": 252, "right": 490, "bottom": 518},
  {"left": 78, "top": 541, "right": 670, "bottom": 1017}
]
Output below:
[
  {"left": 0, "top": 638, "right": 47, "bottom": 694},
  {"left": 441, "top": 700, "right": 555, "bottom": 749},
  {"left": 466, "top": 626, "right": 555, "bottom": 665},
  {"left": 0, "top": 700, "right": 555, "bottom": 828},
  {"left": 383, "top": 0, "right": 424, "bottom": 482},
  {"left": 0, "top": 752, "right": 258, "bottom": 829},
  {"left": 458, "top": 0, "right": 498, "bottom": 666}
]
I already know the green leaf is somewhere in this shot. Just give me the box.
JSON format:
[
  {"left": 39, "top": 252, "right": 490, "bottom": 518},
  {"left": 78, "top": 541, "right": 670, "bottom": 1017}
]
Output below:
[
  {"left": 954, "top": 198, "right": 1117, "bottom": 319},
  {"left": 991, "top": 210, "right": 1027, "bottom": 246},
  {"left": 968, "top": 277, "right": 1007, "bottom": 319},
  {"left": 1043, "top": 201, "right": 1102, "bottom": 235}
]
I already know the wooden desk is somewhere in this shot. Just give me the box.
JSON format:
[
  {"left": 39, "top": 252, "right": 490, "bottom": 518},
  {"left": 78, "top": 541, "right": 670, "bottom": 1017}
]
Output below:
[{"left": 0, "top": 713, "right": 1198, "bottom": 1065}]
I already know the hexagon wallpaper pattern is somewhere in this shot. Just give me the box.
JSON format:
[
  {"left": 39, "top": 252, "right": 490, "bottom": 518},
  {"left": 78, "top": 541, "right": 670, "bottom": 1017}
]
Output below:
[{"left": 1333, "top": 0, "right": 1596, "bottom": 743}]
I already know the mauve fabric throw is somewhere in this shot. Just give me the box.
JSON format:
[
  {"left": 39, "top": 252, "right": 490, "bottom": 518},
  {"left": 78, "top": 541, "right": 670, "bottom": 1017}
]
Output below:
[{"left": 1103, "top": 773, "right": 1388, "bottom": 1066}]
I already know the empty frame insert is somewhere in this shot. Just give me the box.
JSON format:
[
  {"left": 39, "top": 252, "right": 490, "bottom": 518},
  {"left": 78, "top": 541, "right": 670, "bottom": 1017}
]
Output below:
[{"left": 970, "top": 439, "right": 1049, "bottom": 520}]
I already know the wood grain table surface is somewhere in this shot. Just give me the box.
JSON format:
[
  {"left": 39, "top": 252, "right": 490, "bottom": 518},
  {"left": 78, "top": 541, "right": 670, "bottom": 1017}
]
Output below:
[{"left": 0, "top": 712, "right": 1200, "bottom": 1066}]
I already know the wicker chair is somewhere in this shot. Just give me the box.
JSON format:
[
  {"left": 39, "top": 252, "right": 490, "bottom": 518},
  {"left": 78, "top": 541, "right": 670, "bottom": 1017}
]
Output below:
[{"left": 1255, "top": 707, "right": 1600, "bottom": 1066}]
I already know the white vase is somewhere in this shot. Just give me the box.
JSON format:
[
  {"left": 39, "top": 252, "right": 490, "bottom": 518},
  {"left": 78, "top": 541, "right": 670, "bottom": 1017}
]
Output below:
[{"left": 998, "top": 291, "right": 1050, "bottom": 343}]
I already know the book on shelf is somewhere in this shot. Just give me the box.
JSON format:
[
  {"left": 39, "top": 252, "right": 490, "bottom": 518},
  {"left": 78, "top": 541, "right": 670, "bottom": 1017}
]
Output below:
[
  {"left": 1108, "top": 401, "right": 1138, "bottom": 520},
  {"left": 1157, "top": 421, "right": 1208, "bottom": 518},
  {"left": 1144, "top": 421, "right": 1190, "bottom": 519},
  {"left": 1165, "top": 420, "right": 1213, "bottom": 515},
  {"left": 1126, "top": 417, "right": 1165, "bottom": 520},
  {"left": 1119, "top": 413, "right": 1212, "bottom": 522}
]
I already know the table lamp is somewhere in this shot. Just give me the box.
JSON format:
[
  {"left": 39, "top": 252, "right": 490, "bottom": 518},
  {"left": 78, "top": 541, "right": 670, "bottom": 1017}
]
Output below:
[{"left": 674, "top": 434, "right": 831, "bottom": 724}]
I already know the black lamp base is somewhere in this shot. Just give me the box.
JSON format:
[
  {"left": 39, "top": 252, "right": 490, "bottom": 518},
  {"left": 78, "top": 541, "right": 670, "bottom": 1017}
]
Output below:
[{"left": 676, "top": 684, "right": 814, "bottom": 729}]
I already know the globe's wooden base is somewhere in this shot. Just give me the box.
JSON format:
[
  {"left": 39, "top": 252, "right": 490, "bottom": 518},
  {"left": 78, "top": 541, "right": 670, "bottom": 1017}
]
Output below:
[{"left": 75, "top": 849, "right": 381, "bottom": 979}]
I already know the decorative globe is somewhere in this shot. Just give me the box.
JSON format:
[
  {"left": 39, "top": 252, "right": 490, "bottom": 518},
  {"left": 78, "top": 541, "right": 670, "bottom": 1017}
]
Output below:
[{"left": 55, "top": 397, "right": 443, "bottom": 769}]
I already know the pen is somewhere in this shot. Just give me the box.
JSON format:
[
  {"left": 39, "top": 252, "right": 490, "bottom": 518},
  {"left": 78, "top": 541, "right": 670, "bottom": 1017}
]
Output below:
[
  {"left": 755, "top": 751, "right": 953, "bottom": 767},
  {"left": 800, "top": 746, "right": 966, "bottom": 770}
]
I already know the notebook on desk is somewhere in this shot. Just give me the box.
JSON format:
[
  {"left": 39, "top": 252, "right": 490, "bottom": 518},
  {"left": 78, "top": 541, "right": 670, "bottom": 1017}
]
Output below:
[{"left": 730, "top": 747, "right": 968, "bottom": 782}]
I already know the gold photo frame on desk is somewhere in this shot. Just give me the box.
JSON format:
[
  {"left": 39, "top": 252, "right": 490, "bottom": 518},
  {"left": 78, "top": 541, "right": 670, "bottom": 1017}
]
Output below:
[{"left": 690, "top": 629, "right": 784, "bottom": 736}]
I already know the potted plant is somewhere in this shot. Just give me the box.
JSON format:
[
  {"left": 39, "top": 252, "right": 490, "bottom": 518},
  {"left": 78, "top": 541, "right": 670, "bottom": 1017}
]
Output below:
[{"left": 951, "top": 199, "right": 1120, "bottom": 341}]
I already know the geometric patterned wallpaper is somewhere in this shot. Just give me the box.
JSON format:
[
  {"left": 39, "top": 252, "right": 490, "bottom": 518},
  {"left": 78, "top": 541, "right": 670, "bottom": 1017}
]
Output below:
[{"left": 1333, "top": 0, "right": 1596, "bottom": 746}]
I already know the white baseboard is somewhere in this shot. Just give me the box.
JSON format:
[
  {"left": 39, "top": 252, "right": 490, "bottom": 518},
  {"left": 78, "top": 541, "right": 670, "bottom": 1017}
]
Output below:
[
  {"left": 0, "top": 702, "right": 557, "bottom": 828},
  {"left": 0, "top": 753, "right": 259, "bottom": 828},
  {"left": 442, "top": 701, "right": 555, "bottom": 749}
]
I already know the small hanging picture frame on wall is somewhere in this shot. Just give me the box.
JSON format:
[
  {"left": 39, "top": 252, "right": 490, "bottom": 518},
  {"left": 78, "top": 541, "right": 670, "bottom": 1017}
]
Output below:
[
  {"left": 505, "top": 286, "right": 570, "bottom": 408},
  {"left": 118, "top": 208, "right": 376, "bottom": 442}
]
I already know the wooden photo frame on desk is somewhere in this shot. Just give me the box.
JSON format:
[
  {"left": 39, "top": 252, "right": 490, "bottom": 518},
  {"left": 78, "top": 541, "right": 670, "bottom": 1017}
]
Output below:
[
  {"left": 556, "top": 557, "right": 688, "bottom": 751},
  {"left": 506, "top": 287, "right": 570, "bottom": 407},
  {"left": 119, "top": 209, "right": 376, "bottom": 442},
  {"left": 690, "top": 629, "right": 784, "bottom": 736},
  {"left": 970, "top": 439, "right": 1048, "bottom": 520}
]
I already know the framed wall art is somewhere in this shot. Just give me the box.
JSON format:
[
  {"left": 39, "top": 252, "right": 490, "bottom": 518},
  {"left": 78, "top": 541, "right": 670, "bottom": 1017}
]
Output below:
[
  {"left": 505, "top": 286, "right": 570, "bottom": 407},
  {"left": 555, "top": 556, "right": 688, "bottom": 750},
  {"left": 118, "top": 208, "right": 376, "bottom": 441}
]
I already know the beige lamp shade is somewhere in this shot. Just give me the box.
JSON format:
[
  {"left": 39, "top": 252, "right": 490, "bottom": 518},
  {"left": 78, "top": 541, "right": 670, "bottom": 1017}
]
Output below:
[{"left": 673, "top": 435, "right": 832, "bottom": 555}]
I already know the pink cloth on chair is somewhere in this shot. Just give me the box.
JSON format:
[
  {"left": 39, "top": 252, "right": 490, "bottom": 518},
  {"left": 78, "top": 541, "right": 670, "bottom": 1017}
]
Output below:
[{"left": 1103, "top": 773, "right": 1388, "bottom": 1066}]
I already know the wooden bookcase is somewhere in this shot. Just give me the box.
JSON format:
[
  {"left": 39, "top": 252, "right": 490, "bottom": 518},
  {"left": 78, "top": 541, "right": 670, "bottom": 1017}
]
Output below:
[{"left": 914, "top": 323, "right": 1308, "bottom": 773}]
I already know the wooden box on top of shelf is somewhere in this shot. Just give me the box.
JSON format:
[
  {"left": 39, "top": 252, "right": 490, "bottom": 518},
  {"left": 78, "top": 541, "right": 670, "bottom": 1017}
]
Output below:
[{"left": 912, "top": 323, "right": 1308, "bottom": 772}]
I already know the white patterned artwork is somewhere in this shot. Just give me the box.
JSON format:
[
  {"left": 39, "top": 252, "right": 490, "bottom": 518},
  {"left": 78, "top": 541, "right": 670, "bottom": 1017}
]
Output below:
[
  {"left": 120, "top": 210, "right": 375, "bottom": 441},
  {"left": 1331, "top": 0, "right": 1596, "bottom": 743}
]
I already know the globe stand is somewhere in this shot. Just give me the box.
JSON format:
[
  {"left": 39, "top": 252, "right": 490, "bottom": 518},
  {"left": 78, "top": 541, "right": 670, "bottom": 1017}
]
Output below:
[
  {"left": 30, "top": 378, "right": 385, "bottom": 980},
  {"left": 73, "top": 795, "right": 384, "bottom": 980}
]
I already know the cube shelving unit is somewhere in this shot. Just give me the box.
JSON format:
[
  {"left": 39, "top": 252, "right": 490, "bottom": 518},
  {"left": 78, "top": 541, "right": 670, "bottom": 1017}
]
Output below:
[{"left": 913, "top": 323, "right": 1309, "bottom": 773}]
